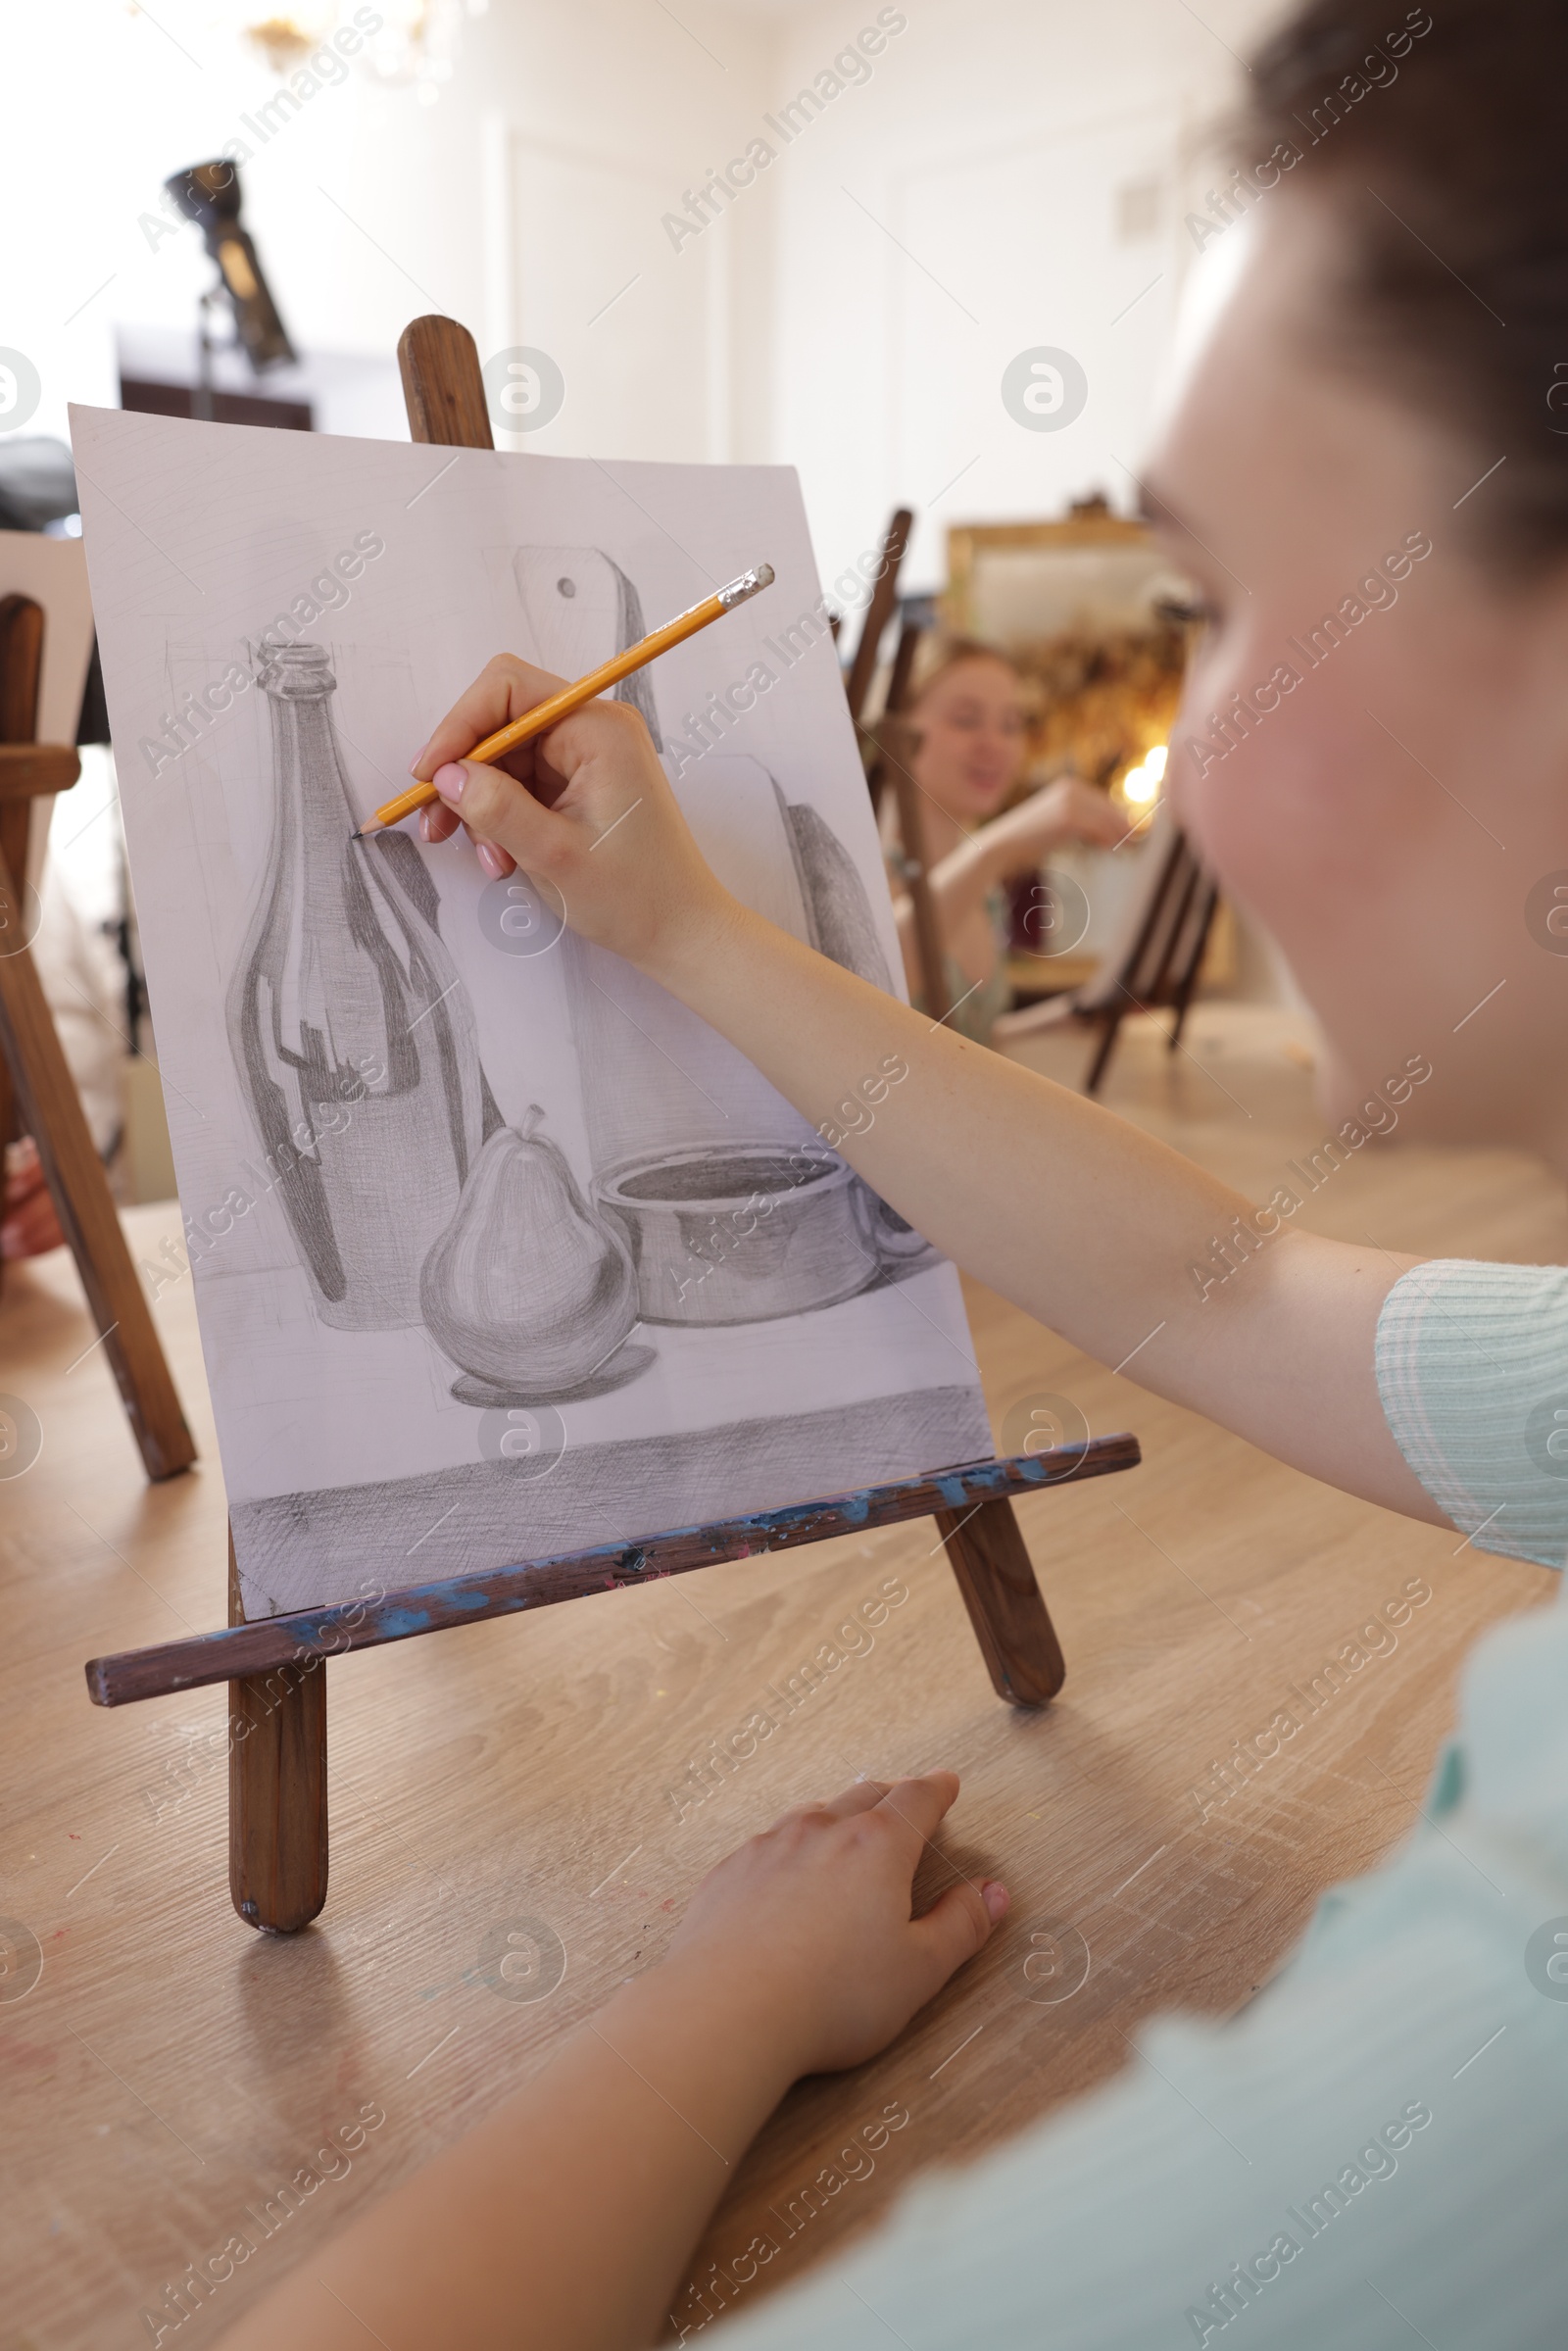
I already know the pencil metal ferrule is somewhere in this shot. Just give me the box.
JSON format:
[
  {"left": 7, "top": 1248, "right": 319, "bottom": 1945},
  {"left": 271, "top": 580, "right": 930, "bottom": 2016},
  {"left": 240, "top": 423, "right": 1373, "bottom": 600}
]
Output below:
[{"left": 716, "top": 563, "right": 775, "bottom": 609}]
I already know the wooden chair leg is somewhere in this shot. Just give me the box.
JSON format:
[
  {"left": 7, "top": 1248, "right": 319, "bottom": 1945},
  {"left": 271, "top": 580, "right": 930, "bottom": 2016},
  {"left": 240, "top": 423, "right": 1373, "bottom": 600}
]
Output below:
[
  {"left": 227, "top": 1532, "right": 328, "bottom": 1934},
  {"left": 0, "top": 847, "right": 196, "bottom": 1480},
  {"left": 934, "top": 1495, "right": 1065, "bottom": 1707}
]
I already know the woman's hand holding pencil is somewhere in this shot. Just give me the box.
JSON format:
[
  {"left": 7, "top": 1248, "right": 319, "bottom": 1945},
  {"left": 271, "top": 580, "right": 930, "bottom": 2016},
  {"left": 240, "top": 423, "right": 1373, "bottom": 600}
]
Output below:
[
  {"left": 415, "top": 652, "right": 742, "bottom": 975},
  {"left": 362, "top": 561, "right": 773, "bottom": 836},
  {"left": 382, "top": 560, "right": 776, "bottom": 971}
]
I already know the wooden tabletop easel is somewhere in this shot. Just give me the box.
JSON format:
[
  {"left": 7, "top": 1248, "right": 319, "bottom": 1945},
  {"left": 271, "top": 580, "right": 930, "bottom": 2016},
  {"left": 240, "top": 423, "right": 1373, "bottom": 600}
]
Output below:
[
  {"left": 840, "top": 516, "right": 954, "bottom": 1027},
  {"left": 0, "top": 594, "right": 195, "bottom": 1481},
  {"left": 998, "top": 586, "right": 1222, "bottom": 1094},
  {"left": 83, "top": 318, "right": 1142, "bottom": 1934},
  {"left": 1022, "top": 826, "right": 1221, "bottom": 1094}
]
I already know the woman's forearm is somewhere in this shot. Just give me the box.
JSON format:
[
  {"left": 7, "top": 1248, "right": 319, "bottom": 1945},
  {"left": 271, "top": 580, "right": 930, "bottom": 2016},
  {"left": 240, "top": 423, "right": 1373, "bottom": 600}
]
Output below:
[
  {"left": 217, "top": 1958, "right": 795, "bottom": 2351},
  {"left": 656, "top": 899, "right": 1440, "bottom": 1521},
  {"left": 887, "top": 836, "right": 996, "bottom": 1001},
  {"left": 215, "top": 1770, "right": 1003, "bottom": 2351},
  {"left": 889, "top": 838, "right": 1004, "bottom": 1000},
  {"left": 925, "top": 832, "right": 1000, "bottom": 937}
]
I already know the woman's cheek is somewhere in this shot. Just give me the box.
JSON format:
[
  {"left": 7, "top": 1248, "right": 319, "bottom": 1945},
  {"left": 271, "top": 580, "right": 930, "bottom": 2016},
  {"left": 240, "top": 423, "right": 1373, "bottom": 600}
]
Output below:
[{"left": 1170, "top": 674, "right": 1397, "bottom": 943}]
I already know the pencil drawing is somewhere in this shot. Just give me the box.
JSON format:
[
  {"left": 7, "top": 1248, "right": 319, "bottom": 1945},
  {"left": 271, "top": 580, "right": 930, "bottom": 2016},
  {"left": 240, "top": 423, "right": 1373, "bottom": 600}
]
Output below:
[
  {"left": 228, "top": 1384, "right": 994, "bottom": 1614},
  {"left": 77, "top": 408, "right": 990, "bottom": 1619},
  {"left": 421, "top": 1104, "right": 646, "bottom": 1401},
  {"left": 226, "top": 640, "right": 486, "bottom": 1329},
  {"left": 598, "top": 1140, "right": 881, "bottom": 1325},
  {"left": 777, "top": 786, "right": 895, "bottom": 993},
  {"left": 514, "top": 546, "right": 663, "bottom": 748}
]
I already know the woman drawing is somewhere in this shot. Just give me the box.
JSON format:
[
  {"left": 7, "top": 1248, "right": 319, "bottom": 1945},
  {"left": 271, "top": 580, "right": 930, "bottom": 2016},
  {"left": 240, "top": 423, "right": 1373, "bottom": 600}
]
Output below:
[{"left": 222, "top": 5, "right": 1568, "bottom": 2345}]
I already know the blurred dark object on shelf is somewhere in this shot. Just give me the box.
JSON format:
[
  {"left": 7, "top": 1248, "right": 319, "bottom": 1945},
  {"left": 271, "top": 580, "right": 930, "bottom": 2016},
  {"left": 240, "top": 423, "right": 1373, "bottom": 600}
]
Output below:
[
  {"left": 164, "top": 160, "right": 296, "bottom": 374},
  {"left": 118, "top": 373, "right": 311, "bottom": 431},
  {"left": 116, "top": 328, "right": 407, "bottom": 442},
  {"left": 156, "top": 158, "right": 302, "bottom": 425}
]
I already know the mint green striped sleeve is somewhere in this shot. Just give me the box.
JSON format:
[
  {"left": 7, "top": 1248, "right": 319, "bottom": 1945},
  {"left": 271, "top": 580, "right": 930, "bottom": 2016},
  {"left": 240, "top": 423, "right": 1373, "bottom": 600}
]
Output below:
[{"left": 1374, "top": 1260, "right": 1568, "bottom": 1571}]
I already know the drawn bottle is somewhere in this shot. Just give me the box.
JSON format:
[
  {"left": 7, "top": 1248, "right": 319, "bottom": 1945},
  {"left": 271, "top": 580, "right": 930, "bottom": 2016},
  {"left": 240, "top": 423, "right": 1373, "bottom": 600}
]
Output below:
[{"left": 226, "top": 641, "right": 485, "bottom": 1329}]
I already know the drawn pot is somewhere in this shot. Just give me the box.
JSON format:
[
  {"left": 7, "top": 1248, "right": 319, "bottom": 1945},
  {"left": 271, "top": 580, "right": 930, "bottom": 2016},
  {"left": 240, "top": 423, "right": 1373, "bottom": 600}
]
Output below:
[{"left": 596, "top": 1144, "right": 881, "bottom": 1326}]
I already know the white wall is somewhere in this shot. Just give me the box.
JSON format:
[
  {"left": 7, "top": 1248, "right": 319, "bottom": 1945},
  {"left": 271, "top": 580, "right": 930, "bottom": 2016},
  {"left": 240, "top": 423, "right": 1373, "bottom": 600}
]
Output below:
[
  {"left": 762, "top": 0, "right": 1282, "bottom": 588},
  {"left": 6, "top": 5, "right": 455, "bottom": 429},
  {"left": 3, "top": 0, "right": 1280, "bottom": 589},
  {"left": 2, "top": 0, "right": 776, "bottom": 452}
]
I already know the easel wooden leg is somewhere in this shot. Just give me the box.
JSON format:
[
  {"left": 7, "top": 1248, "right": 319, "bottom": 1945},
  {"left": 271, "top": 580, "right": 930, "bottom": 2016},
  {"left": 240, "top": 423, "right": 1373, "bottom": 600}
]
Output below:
[
  {"left": 1083, "top": 1009, "right": 1124, "bottom": 1098},
  {"left": 1165, "top": 884, "right": 1219, "bottom": 1055},
  {"left": 0, "top": 799, "right": 28, "bottom": 1296},
  {"left": 889, "top": 760, "right": 952, "bottom": 1026},
  {"left": 0, "top": 847, "right": 196, "bottom": 1480},
  {"left": 227, "top": 1532, "right": 328, "bottom": 1934},
  {"left": 935, "top": 1496, "right": 1065, "bottom": 1706}
]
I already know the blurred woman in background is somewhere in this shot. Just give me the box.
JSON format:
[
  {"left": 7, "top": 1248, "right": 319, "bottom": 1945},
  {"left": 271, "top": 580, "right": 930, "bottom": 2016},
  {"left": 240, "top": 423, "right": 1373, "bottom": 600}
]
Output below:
[{"left": 881, "top": 640, "right": 1123, "bottom": 1040}]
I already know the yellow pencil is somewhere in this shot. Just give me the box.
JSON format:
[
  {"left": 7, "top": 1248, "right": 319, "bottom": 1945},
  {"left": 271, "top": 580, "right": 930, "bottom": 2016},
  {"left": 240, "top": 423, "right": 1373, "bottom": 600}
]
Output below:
[{"left": 355, "top": 562, "right": 776, "bottom": 836}]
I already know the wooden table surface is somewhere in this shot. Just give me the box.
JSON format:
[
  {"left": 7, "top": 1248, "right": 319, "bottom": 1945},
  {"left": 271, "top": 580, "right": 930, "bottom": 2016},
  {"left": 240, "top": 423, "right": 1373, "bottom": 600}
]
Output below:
[{"left": 2, "top": 1005, "right": 1560, "bottom": 2348}]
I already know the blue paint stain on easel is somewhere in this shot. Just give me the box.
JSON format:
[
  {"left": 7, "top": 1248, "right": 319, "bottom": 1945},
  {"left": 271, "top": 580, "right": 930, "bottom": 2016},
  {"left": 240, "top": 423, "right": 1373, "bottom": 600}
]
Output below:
[
  {"left": 112, "top": 1440, "right": 1135, "bottom": 1706},
  {"left": 324, "top": 1450, "right": 1092, "bottom": 1649},
  {"left": 376, "top": 1607, "right": 433, "bottom": 1638}
]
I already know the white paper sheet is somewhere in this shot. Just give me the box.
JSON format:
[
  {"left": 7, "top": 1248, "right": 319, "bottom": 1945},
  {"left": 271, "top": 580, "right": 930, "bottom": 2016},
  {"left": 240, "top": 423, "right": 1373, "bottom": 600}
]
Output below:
[{"left": 71, "top": 407, "right": 990, "bottom": 1618}]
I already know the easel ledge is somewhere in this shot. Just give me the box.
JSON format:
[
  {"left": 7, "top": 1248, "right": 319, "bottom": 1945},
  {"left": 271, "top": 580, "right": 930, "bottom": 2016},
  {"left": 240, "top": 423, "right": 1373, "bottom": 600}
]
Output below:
[{"left": 86, "top": 1438, "right": 1139, "bottom": 1707}]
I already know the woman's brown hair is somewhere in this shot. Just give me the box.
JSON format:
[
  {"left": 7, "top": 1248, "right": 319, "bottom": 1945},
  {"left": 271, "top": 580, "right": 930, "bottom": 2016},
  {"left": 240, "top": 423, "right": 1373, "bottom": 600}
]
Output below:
[
  {"left": 1239, "top": 1, "right": 1568, "bottom": 570},
  {"left": 907, "top": 638, "right": 1017, "bottom": 706}
]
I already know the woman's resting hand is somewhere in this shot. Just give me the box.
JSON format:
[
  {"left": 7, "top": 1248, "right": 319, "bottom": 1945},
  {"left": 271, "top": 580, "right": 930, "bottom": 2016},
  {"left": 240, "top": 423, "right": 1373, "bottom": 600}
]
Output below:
[{"left": 664, "top": 1771, "right": 1008, "bottom": 2080}]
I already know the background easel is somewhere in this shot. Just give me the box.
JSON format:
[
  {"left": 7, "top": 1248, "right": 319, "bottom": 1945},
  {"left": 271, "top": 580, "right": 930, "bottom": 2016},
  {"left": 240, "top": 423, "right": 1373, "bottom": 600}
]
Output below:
[
  {"left": 841, "top": 523, "right": 953, "bottom": 1026},
  {"left": 997, "top": 583, "right": 1222, "bottom": 1093},
  {"left": 88, "top": 317, "right": 1141, "bottom": 1933},
  {"left": 0, "top": 595, "right": 195, "bottom": 1480},
  {"left": 1013, "top": 822, "right": 1220, "bottom": 1093}
]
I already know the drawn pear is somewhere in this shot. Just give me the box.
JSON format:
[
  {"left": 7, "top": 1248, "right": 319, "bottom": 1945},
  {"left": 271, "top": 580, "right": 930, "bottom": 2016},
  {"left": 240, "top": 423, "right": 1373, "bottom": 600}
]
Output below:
[{"left": 419, "top": 1105, "right": 638, "bottom": 1398}]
